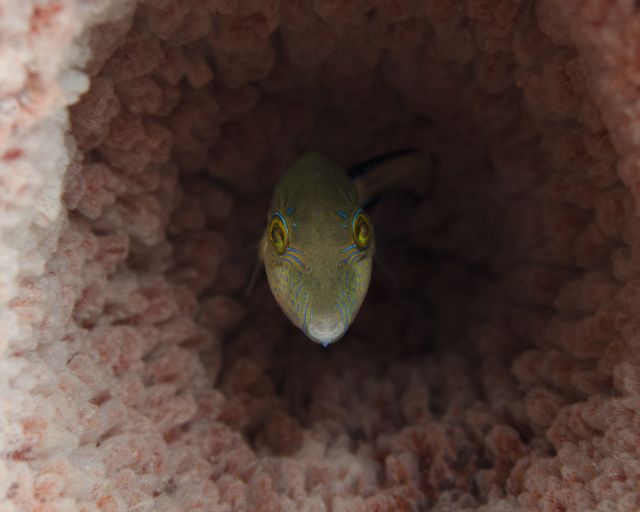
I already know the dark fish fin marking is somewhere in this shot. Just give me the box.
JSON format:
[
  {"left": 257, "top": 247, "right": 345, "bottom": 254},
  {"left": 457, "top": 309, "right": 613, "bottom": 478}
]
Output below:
[{"left": 348, "top": 149, "right": 417, "bottom": 179}]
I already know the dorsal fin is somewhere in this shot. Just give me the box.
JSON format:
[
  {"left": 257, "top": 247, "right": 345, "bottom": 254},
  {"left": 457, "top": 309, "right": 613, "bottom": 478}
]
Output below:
[{"left": 350, "top": 150, "right": 436, "bottom": 208}]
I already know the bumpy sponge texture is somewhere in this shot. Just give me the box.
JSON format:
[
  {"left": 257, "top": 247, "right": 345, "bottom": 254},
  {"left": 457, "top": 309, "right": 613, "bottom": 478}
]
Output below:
[{"left": 1, "top": 1, "right": 640, "bottom": 511}]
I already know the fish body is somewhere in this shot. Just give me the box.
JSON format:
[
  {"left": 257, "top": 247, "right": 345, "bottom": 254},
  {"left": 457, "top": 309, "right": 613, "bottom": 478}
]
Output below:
[
  {"left": 260, "top": 152, "right": 374, "bottom": 346},
  {"left": 260, "top": 150, "right": 431, "bottom": 346}
]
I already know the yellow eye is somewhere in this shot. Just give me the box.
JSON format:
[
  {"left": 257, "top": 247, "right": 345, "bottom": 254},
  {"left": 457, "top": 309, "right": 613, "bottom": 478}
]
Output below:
[
  {"left": 269, "top": 214, "right": 288, "bottom": 255},
  {"left": 353, "top": 210, "right": 371, "bottom": 250}
]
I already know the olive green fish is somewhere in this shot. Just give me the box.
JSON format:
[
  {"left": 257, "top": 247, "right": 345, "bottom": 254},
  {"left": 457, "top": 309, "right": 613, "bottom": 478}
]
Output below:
[{"left": 260, "top": 151, "right": 429, "bottom": 346}]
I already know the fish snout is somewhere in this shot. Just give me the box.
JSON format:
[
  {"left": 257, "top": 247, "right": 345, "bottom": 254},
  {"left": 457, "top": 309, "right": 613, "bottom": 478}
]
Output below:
[{"left": 306, "top": 311, "right": 346, "bottom": 347}]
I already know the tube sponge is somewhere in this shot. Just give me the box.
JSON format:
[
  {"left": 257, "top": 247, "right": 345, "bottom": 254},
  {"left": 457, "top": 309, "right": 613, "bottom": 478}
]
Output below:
[{"left": 1, "top": 0, "right": 640, "bottom": 511}]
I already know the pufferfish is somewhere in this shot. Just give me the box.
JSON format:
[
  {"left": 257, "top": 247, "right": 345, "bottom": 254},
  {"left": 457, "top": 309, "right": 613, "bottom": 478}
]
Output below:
[{"left": 259, "top": 151, "right": 429, "bottom": 347}]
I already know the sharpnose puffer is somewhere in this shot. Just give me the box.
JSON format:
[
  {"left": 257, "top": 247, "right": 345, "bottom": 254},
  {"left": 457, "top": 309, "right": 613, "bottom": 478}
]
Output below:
[{"left": 260, "top": 151, "right": 429, "bottom": 346}]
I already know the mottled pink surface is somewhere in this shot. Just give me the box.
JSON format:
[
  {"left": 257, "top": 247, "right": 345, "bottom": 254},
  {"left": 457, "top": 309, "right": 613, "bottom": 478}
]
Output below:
[{"left": 2, "top": 0, "right": 640, "bottom": 511}]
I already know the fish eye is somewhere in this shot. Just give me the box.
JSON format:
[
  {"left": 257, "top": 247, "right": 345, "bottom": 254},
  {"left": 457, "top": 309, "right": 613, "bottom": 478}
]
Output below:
[
  {"left": 352, "top": 209, "right": 371, "bottom": 250},
  {"left": 269, "top": 213, "right": 288, "bottom": 255}
]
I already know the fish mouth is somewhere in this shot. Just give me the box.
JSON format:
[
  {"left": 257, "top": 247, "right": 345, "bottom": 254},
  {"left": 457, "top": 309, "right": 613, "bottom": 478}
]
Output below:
[{"left": 305, "top": 313, "right": 346, "bottom": 347}]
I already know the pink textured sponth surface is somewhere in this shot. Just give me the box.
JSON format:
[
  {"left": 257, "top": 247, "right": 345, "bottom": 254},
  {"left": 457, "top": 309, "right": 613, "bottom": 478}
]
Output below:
[{"left": 2, "top": 0, "right": 640, "bottom": 511}]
